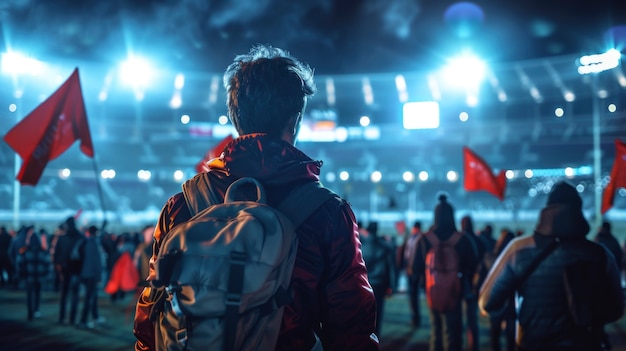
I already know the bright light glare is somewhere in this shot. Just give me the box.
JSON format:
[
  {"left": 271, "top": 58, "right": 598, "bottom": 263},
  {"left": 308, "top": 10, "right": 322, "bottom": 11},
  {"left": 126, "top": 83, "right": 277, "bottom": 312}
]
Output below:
[
  {"left": 459, "top": 112, "right": 469, "bottom": 122},
  {"left": 578, "top": 49, "right": 621, "bottom": 74},
  {"left": 360, "top": 116, "right": 371, "bottom": 127},
  {"left": 403, "top": 101, "right": 440, "bottom": 129},
  {"left": 525, "top": 169, "right": 533, "bottom": 178},
  {"left": 370, "top": 171, "right": 382, "bottom": 183},
  {"left": 8, "top": 104, "right": 16, "bottom": 112},
  {"left": 505, "top": 170, "right": 514, "bottom": 179},
  {"left": 174, "top": 73, "right": 185, "bottom": 90},
  {"left": 339, "top": 171, "right": 350, "bottom": 181},
  {"left": 447, "top": 171, "right": 458, "bottom": 182},
  {"left": 180, "top": 114, "right": 190, "bottom": 124},
  {"left": 403, "top": 171, "right": 415, "bottom": 182},
  {"left": 608, "top": 104, "right": 617, "bottom": 113},
  {"left": 101, "top": 169, "right": 116, "bottom": 179},
  {"left": 418, "top": 171, "right": 429, "bottom": 181},
  {"left": 173, "top": 170, "right": 184, "bottom": 181},
  {"left": 59, "top": 168, "right": 71, "bottom": 179},
  {"left": 555, "top": 108, "right": 564, "bottom": 117},
  {"left": 218, "top": 115, "right": 229, "bottom": 125},
  {"left": 137, "top": 170, "right": 152, "bottom": 181},
  {"left": 1, "top": 52, "right": 44, "bottom": 76},
  {"left": 119, "top": 56, "right": 154, "bottom": 87},
  {"left": 564, "top": 167, "right": 574, "bottom": 177},
  {"left": 442, "top": 52, "right": 486, "bottom": 88}
]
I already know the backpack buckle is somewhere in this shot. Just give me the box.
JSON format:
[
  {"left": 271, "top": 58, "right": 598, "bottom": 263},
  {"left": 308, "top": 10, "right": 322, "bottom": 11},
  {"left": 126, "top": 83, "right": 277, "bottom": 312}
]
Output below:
[{"left": 226, "top": 293, "right": 242, "bottom": 306}]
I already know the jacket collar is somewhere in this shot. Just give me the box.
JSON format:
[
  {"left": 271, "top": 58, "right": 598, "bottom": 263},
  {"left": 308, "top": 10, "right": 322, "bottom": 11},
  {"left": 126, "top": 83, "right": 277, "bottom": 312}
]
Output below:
[{"left": 206, "top": 133, "right": 322, "bottom": 186}]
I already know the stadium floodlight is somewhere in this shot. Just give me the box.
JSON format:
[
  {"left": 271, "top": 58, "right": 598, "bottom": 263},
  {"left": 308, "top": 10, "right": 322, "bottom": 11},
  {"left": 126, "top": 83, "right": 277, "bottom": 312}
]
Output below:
[
  {"left": 577, "top": 49, "right": 621, "bottom": 74},
  {"left": 441, "top": 51, "right": 486, "bottom": 88},
  {"left": 119, "top": 56, "right": 154, "bottom": 88},
  {"left": 1, "top": 51, "right": 44, "bottom": 76}
]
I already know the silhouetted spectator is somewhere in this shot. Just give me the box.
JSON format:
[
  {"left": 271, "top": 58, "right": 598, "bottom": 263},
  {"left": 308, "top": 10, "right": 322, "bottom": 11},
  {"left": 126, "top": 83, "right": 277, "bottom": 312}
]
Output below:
[
  {"left": 53, "top": 216, "right": 84, "bottom": 325},
  {"left": 411, "top": 194, "right": 477, "bottom": 351},
  {"left": 594, "top": 221, "right": 622, "bottom": 268},
  {"left": 361, "top": 221, "right": 397, "bottom": 336},
  {"left": 488, "top": 228, "right": 516, "bottom": 351},
  {"left": 16, "top": 226, "right": 50, "bottom": 321},
  {"left": 479, "top": 181, "right": 624, "bottom": 351},
  {"left": 0, "top": 226, "right": 14, "bottom": 288},
  {"left": 460, "top": 215, "right": 484, "bottom": 351},
  {"left": 405, "top": 221, "right": 424, "bottom": 328}
]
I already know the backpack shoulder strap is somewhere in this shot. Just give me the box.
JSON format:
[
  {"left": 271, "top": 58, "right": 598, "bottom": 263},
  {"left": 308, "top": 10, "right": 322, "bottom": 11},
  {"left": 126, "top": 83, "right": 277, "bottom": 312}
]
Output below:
[
  {"left": 277, "top": 181, "right": 337, "bottom": 228},
  {"left": 424, "top": 232, "right": 439, "bottom": 247},
  {"left": 447, "top": 232, "right": 463, "bottom": 246},
  {"left": 182, "top": 173, "right": 223, "bottom": 216}
]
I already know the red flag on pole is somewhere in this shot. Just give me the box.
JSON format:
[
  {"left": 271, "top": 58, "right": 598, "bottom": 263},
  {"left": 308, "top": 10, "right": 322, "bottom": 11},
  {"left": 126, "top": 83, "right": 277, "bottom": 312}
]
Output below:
[
  {"left": 3, "top": 68, "right": 94, "bottom": 185},
  {"left": 195, "top": 134, "right": 234, "bottom": 173},
  {"left": 463, "top": 146, "right": 507, "bottom": 201},
  {"left": 601, "top": 139, "right": 626, "bottom": 214}
]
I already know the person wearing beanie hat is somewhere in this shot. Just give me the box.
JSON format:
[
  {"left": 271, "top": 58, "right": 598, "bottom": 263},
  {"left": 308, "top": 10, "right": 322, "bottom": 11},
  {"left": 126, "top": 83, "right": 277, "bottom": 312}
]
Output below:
[
  {"left": 479, "top": 180, "right": 623, "bottom": 351},
  {"left": 411, "top": 193, "right": 478, "bottom": 351}
]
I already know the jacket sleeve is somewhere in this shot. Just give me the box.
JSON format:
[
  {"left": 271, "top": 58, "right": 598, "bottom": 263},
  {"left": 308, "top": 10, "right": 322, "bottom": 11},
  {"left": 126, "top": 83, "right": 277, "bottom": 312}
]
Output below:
[
  {"left": 478, "top": 243, "right": 517, "bottom": 316},
  {"left": 319, "top": 201, "right": 379, "bottom": 351},
  {"left": 134, "top": 193, "right": 190, "bottom": 351}
]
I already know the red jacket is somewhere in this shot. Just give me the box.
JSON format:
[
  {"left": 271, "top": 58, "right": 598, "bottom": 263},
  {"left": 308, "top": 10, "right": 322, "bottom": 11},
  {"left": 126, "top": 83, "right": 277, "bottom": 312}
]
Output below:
[{"left": 133, "top": 134, "right": 378, "bottom": 351}]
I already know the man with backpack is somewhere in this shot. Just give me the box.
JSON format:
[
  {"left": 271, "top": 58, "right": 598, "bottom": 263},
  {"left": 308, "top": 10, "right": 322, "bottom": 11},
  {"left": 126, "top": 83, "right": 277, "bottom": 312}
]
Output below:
[
  {"left": 479, "top": 181, "right": 624, "bottom": 351},
  {"left": 411, "top": 194, "right": 477, "bottom": 351},
  {"left": 133, "top": 45, "right": 378, "bottom": 351}
]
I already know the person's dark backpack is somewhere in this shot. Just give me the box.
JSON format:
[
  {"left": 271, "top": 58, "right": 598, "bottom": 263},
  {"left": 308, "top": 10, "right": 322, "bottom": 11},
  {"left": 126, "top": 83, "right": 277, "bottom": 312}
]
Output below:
[
  {"left": 151, "top": 176, "right": 335, "bottom": 351},
  {"left": 68, "top": 238, "right": 85, "bottom": 275},
  {"left": 424, "top": 232, "right": 463, "bottom": 312}
]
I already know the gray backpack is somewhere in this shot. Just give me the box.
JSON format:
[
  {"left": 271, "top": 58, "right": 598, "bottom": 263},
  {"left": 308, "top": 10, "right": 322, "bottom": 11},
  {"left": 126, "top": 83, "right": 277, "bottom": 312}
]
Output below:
[{"left": 152, "top": 176, "right": 335, "bottom": 351}]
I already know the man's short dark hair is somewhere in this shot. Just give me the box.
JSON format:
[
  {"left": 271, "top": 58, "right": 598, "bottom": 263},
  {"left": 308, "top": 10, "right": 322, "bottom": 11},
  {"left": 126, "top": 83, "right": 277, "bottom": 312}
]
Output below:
[{"left": 223, "top": 44, "right": 316, "bottom": 136}]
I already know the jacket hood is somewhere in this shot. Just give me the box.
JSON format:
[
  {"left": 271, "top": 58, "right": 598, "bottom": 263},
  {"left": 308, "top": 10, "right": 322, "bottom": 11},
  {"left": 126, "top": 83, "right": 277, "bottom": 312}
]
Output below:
[
  {"left": 204, "top": 134, "right": 322, "bottom": 187},
  {"left": 534, "top": 203, "right": 590, "bottom": 238}
]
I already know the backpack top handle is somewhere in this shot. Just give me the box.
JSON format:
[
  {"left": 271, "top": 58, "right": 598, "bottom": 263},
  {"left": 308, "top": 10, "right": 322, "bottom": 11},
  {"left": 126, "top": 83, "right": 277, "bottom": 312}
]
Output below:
[{"left": 224, "top": 177, "right": 267, "bottom": 204}]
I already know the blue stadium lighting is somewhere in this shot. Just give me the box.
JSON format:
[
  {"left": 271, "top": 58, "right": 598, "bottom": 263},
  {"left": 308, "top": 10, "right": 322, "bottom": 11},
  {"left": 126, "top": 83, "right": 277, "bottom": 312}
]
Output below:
[
  {"left": 339, "top": 171, "right": 350, "bottom": 181},
  {"left": 370, "top": 171, "right": 382, "bottom": 183},
  {"left": 441, "top": 51, "right": 486, "bottom": 89},
  {"left": 1, "top": 51, "right": 44, "bottom": 76},
  {"left": 418, "top": 171, "right": 429, "bottom": 181},
  {"left": 577, "top": 49, "right": 621, "bottom": 74},
  {"left": 218, "top": 115, "right": 229, "bottom": 125},
  {"left": 119, "top": 56, "right": 154, "bottom": 88}
]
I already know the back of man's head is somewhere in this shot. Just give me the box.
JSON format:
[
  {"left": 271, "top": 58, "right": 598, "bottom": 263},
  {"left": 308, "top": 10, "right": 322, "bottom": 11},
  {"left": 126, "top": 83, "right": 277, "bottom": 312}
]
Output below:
[{"left": 223, "top": 45, "right": 316, "bottom": 137}]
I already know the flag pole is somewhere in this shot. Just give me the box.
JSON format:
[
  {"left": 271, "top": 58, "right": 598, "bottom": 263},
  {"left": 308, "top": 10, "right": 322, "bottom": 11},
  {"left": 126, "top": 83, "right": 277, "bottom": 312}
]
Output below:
[{"left": 91, "top": 157, "right": 107, "bottom": 232}]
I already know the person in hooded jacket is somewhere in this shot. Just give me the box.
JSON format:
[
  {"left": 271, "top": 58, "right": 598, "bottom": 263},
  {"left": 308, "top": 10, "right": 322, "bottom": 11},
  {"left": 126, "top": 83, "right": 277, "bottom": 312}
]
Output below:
[
  {"left": 411, "top": 194, "right": 478, "bottom": 351},
  {"left": 133, "top": 44, "right": 378, "bottom": 351},
  {"left": 360, "top": 221, "right": 397, "bottom": 336},
  {"left": 479, "top": 181, "right": 624, "bottom": 351}
]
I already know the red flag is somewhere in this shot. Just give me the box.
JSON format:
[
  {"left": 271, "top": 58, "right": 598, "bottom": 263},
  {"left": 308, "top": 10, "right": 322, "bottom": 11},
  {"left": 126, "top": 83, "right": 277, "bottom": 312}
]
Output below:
[
  {"left": 3, "top": 68, "right": 93, "bottom": 185},
  {"left": 601, "top": 139, "right": 626, "bottom": 214},
  {"left": 195, "top": 134, "right": 234, "bottom": 173},
  {"left": 463, "top": 146, "right": 506, "bottom": 201}
]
